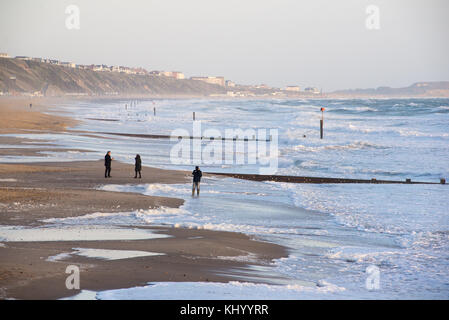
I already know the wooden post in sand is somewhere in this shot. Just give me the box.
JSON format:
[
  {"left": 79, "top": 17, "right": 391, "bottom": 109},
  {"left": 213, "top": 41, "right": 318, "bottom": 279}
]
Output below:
[
  {"left": 153, "top": 107, "right": 156, "bottom": 116},
  {"left": 320, "top": 107, "right": 325, "bottom": 139},
  {"left": 193, "top": 112, "right": 196, "bottom": 121}
]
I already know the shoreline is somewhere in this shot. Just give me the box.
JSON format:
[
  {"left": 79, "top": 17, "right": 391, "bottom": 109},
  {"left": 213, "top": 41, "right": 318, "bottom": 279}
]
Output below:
[{"left": 0, "top": 97, "right": 290, "bottom": 300}]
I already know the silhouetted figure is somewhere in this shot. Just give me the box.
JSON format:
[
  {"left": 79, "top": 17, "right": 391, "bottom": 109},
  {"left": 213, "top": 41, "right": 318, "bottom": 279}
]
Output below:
[
  {"left": 104, "top": 151, "right": 112, "bottom": 178},
  {"left": 192, "top": 166, "right": 202, "bottom": 196},
  {"left": 134, "top": 154, "right": 142, "bottom": 179}
]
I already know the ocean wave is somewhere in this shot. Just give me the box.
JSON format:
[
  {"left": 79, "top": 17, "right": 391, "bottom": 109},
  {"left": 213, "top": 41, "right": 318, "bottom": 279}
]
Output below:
[
  {"left": 346, "top": 124, "right": 449, "bottom": 138},
  {"left": 90, "top": 280, "right": 346, "bottom": 300},
  {"left": 286, "top": 141, "right": 387, "bottom": 153},
  {"left": 325, "top": 246, "right": 401, "bottom": 264},
  {"left": 330, "top": 106, "right": 378, "bottom": 113}
]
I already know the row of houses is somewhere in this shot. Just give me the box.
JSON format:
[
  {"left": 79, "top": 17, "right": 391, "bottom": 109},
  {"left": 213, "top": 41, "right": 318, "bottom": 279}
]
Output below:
[
  {"left": 1, "top": 53, "right": 186, "bottom": 77},
  {"left": 2, "top": 52, "right": 237, "bottom": 87},
  {"left": 190, "top": 76, "right": 225, "bottom": 86},
  {"left": 284, "top": 85, "right": 321, "bottom": 94},
  {"left": 149, "top": 71, "right": 185, "bottom": 79},
  {"left": 189, "top": 77, "right": 240, "bottom": 88}
]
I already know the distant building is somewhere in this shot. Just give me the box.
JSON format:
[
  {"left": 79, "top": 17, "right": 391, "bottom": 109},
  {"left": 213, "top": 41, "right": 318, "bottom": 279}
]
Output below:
[
  {"left": 304, "top": 87, "right": 320, "bottom": 94},
  {"left": 93, "top": 64, "right": 112, "bottom": 72},
  {"left": 0, "top": 53, "right": 10, "bottom": 58},
  {"left": 190, "top": 76, "right": 225, "bottom": 86},
  {"left": 157, "top": 71, "right": 185, "bottom": 79},
  {"left": 285, "top": 86, "right": 300, "bottom": 92},
  {"left": 226, "top": 80, "right": 236, "bottom": 87},
  {"left": 171, "top": 71, "right": 185, "bottom": 79},
  {"left": 149, "top": 70, "right": 163, "bottom": 76},
  {"left": 16, "top": 56, "right": 32, "bottom": 60},
  {"left": 133, "top": 67, "right": 148, "bottom": 75},
  {"left": 60, "top": 61, "right": 76, "bottom": 68}
]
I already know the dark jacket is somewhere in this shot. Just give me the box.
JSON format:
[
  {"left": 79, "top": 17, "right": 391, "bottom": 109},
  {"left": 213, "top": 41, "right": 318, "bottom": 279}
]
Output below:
[
  {"left": 105, "top": 154, "right": 112, "bottom": 167},
  {"left": 192, "top": 169, "right": 202, "bottom": 183},
  {"left": 135, "top": 156, "right": 142, "bottom": 171}
]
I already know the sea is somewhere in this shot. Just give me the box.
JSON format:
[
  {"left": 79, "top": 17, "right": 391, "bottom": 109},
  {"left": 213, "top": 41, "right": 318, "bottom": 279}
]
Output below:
[{"left": 1, "top": 97, "right": 448, "bottom": 299}]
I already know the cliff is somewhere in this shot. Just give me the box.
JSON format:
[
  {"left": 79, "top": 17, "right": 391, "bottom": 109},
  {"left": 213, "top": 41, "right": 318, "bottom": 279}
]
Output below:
[{"left": 0, "top": 58, "right": 226, "bottom": 97}]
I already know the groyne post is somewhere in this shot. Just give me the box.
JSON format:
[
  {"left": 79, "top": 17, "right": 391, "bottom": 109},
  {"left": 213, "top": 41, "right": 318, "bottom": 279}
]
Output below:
[{"left": 320, "top": 107, "right": 325, "bottom": 139}]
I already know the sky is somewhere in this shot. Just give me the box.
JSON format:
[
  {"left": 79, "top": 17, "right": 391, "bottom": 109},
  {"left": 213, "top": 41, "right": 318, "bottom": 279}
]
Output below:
[{"left": 0, "top": 0, "right": 448, "bottom": 91}]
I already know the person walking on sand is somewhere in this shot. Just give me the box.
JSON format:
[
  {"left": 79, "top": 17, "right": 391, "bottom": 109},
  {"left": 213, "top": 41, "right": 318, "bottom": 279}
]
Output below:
[
  {"left": 134, "top": 154, "right": 142, "bottom": 179},
  {"left": 192, "top": 166, "right": 202, "bottom": 196},
  {"left": 104, "top": 151, "right": 113, "bottom": 178}
]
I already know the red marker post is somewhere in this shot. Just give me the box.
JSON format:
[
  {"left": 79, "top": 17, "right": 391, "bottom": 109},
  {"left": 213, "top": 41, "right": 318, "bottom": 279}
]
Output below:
[{"left": 320, "top": 107, "right": 325, "bottom": 139}]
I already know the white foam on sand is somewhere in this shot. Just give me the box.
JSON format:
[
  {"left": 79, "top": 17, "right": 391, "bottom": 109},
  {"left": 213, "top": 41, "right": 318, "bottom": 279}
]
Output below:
[
  {"left": 64, "top": 281, "right": 346, "bottom": 300},
  {"left": 47, "top": 248, "right": 164, "bottom": 261},
  {"left": 0, "top": 225, "right": 170, "bottom": 242},
  {"left": 46, "top": 252, "right": 73, "bottom": 262}
]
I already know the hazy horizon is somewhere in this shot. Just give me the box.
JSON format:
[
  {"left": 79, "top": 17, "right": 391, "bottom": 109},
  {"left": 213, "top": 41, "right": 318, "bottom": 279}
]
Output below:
[{"left": 1, "top": 0, "right": 448, "bottom": 91}]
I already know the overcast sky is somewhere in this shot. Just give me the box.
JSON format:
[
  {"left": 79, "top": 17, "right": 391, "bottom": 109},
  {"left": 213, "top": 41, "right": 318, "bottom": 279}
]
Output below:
[{"left": 0, "top": 0, "right": 448, "bottom": 91}]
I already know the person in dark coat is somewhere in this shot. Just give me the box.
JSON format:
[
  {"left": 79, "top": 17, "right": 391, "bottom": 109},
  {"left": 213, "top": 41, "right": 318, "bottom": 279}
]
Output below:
[
  {"left": 192, "top": 166, "right": 202, "bottom": 196},
  {"left": 134, "top": 154, "right": 142, "bottom": 179},
  {"left": 104, "top": 151, "right": 112, "bottom": 178}
]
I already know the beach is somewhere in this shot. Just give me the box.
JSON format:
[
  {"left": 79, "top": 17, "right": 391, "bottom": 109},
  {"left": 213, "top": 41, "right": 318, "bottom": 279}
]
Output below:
[
  {"left": 0, "top": 97, "right": 287, "bottom": 300},
  {"left": 0, "top": 96, "right": 448, "bottom": 300}
]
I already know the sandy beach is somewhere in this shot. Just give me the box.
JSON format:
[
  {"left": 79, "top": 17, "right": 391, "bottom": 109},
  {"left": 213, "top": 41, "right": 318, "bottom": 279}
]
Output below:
[{"left": 0, "top": 97, "right": 287, "bottom": 300}]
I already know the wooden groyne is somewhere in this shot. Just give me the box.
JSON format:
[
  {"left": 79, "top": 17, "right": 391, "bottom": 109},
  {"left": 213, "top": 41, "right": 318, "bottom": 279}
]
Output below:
[
  {"left": 98, "top": 132, "right": 271, "bottom": 142},
  {"left": 209, "top": 172, "right": 446, "bottom": 185},
  {"left": 92, "top": 131, "right": 445, "bottom": 185}
]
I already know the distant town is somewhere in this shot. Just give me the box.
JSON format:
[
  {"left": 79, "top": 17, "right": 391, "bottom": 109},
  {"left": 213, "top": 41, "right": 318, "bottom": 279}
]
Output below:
[{"left": 0, "top": 52, "right": 322, "bottom": 98}]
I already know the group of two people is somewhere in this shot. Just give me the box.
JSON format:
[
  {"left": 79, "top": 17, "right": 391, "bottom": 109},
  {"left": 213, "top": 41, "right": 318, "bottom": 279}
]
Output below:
[
  {"left": 104, "top": 151, "right": 141, "bottom": 179},
  {"left": 104, "top": 151, "right": 203, "bottom": 196}
]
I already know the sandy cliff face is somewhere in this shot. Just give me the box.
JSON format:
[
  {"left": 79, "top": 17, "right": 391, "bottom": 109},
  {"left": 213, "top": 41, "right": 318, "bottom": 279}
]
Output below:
[{"left": 0, "top": 58, "right": 226, "bottom": 96}]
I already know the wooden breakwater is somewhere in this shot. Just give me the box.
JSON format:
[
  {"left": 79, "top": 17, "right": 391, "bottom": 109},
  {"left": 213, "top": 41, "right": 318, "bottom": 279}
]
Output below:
[
  {"left": 98, "top": 132, "right": 271, "bottom": 142},
  {"left": 209, "top": 172, "right": 446, "bottom": 185}
]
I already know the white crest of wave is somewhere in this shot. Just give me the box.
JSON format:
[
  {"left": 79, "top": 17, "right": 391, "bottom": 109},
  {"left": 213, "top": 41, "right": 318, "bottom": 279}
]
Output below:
[{"left": 93, "top": 280, "right": 346, "bottom": 300}]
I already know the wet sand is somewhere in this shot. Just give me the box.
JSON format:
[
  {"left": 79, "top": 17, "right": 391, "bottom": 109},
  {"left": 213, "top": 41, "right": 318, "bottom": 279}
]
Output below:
[
  {"left": 0, "top": 98, "right": 289, "bottom": 300},
  {"left": 0, "top": 97, "right": 78, "bottom": 134},
  {"left": 0, "top": 160, "right": 287, "bottom": 300}
]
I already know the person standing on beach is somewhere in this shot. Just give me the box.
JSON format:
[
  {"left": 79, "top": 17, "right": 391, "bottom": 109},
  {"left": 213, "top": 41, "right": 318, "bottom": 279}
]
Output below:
[
  {"left": 192, "top": 166, "right": 202, "bottom": 196},
  {"left": 134, "top": 154, "right": 142, "bottom": 179},
  {"left": 104, "top": 151, "right": 113, "bottom": 178}
]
